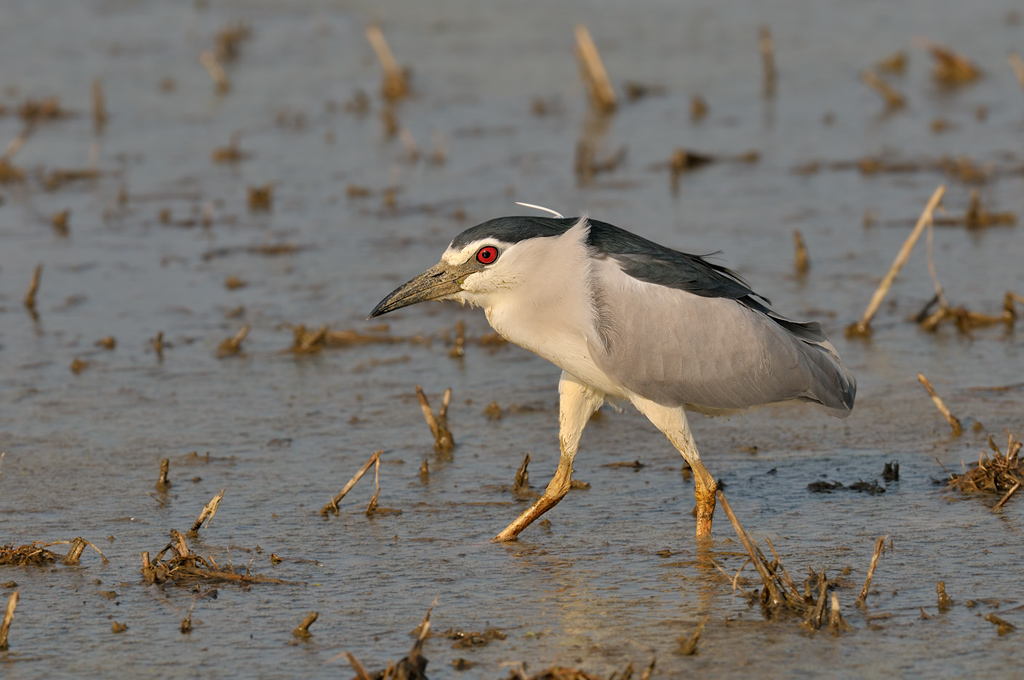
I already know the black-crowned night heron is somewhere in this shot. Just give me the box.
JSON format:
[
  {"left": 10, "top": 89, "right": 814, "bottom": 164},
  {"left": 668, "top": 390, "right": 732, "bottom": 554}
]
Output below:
[{"left": 369, "top": 210, "right": 856, "bottom": 541}]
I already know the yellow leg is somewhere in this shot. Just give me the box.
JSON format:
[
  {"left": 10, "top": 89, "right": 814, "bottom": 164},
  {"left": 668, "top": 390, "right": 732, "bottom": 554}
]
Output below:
[
  {"left": 692, "top": 462, "right": 717, "bottom": 539},
  {"left": 493, "top": 372, "right": 604, "bottom": 542},
  {"left": 631, "top": 397, "right": 715, "bottom": 539}
]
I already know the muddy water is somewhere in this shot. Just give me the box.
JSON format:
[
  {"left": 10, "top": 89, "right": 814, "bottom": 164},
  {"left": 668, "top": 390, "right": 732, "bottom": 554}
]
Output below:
[{"left": 1, "top": 0, "right": 1023, "bottom": 677}]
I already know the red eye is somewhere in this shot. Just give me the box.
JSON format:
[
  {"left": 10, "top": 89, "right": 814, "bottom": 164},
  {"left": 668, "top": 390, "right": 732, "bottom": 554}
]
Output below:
[{"left": 476, "top": 246, "right": 499, "bottom": 264}]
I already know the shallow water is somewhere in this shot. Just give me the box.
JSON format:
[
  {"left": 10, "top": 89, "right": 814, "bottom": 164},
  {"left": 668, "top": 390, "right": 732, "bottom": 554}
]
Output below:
[{"left": 1, "top": 0, "right": 1023, "bottom": 677}]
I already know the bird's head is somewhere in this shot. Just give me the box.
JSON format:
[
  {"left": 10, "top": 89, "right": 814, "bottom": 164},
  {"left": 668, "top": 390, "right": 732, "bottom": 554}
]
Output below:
[{"left": 368, "top": 215, "right": 577, "bottom": 318}]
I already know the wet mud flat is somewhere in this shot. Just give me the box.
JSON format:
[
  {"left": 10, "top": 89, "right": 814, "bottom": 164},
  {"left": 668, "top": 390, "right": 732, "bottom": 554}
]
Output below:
[{"left": 1, "top": 0, "right": 1024, "bottom": 677}]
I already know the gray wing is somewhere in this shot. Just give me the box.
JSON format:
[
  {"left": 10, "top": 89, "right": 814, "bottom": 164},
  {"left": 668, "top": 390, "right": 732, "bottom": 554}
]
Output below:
[{"left": 588, "top": 258, "right": 856, "bottom": 416}]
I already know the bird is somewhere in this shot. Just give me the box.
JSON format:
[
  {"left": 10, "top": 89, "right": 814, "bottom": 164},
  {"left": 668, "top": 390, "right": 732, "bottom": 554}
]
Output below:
[{"left": 369, "top": 208, "right": 856, "bottom": 541}]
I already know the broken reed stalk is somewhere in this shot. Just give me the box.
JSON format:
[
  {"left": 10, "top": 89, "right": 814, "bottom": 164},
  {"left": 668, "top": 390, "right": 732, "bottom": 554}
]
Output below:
[
  {"left": 365, "top": 455, "right": 382, "bottom": 516},
  {"left": 574, "top": 25, "right": 617, "bottom": 113},
  {"left": 91, "top": 78, "right": 107, "bottom": 131},
  {"left": 344, "top": 653, "right": 374, "bottom": 680},
  {"left": 151, "top": 332, "right": 164, "bottom": 360},
  {"left": 793, "top": 230, "right": 809, "bottom": 275},
  {"left": 805, "top": 569, "right": 828, "bottom": 629},
  {"left": 200, "top": 51, "right": 230, "bottom": 93},
  {"left": 514, "top": 453, "right": 531, "bottom": 491},
  {"left": 678, "top": 614, "right": 708, "bottom": 655},
  {"left": 0, "top": 590, "right": 17, "bottom": 651},
  {"left": 366, "top": 25, "right": 407, "bottom": 100},
  {"left": 828, "top": 591, "right": 852, "bottom": 633},
  {"left": 861, "top": 70, "right": 906, "bottom": 109},
  {"left": 292, "top": 611, "right": 318, "bottom": 638},
  {"left": 320, "top": 450, "right": 382, "bottom": 516},
  {"left": 985, "top": 613, "right": 1016, "bottom": 635},
  {"left": 1009, "top": 53, "right": 1024, "bottom": 94},
  {"left": 917, "top": 373, "right": 963, "bottom": 436},
  {"left": 856, "top": 536, "right": 887, "bottom": 607},
  {"left": 915, "top": 38, "right": 982, "bottom": 86},
  {"left": 716, "top": 490, "right": 784, "bottom": 608},
  {"left": 343, "top": 603, "right": 432, "bottom": 680},
  {"left": 23, "top": 263, "right": 42, "bottom": 309},
  {"left": 764, "top": 537, "right": 803, "bottom": 603},
  {"left": 993, "top": 482, "right": 1021, "bottom": 512},
  {"left": 847, "top": 184, "right": 945, "bottom": 337},
  {"left": 156, "top": 458, "right": 171, "bottom": 490},
  {"left": 416, "top": 386, "right": 455, "bottom": 453},
  {"left": 171, "top": 529, "right": 190, "bottom": 559},
  {"left": 217, "top": 324, "right": 249, "bottom": 358},
  {"left": 1, "top": 126, "right": 33, "bottom": 165},
  {"left": 62, "top": 537, "right": 88, "bottom": 566},
  {"left": 181, "top": 598, "right": 196, "bottom": 633},
  {"left": 187, "top": 488, "right": 226, "bottom": 537},
  {"left": 759, "top": 25, "right": 776, "bottom": 97}
]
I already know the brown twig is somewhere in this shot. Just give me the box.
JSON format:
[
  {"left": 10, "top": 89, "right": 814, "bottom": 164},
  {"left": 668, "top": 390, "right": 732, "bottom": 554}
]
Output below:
[
  {"left": 62, "top": 537, "right": 88, "bottom": 566},
  {"left": 200, "top": 51, "right": 230, "bottom": 93},
  {"left": 23, "top": 263, "right": 42, "bottom": 310},
  {"left": 181, "top": 598, "right": 197, "bottom": 633},
  {"left": 0, "top": 590, "right": 18, "bottom": 651},
  {"left": 1010, "top": 53, "right": 1024, "bottom": 94},
  {"left": 918, "top": 373, "right": 963, "bottom": 436},
  {"left": 804, "top": 569, "right": 829, "bottom": 630},
  {"left": 187, "top": 488, "right": 226, "bottom": 537},
  {"left": 690, "top": 95, "right": 708, "bottom": 121},
  {"left": 574, "top": 25, "right": 617, "bottom": 113},
  {"left": 828, "top": 591, "right": 853, "bottom": 633},
  {"left": 764, "top": 537, "right": 803, "bottom": 603},
  {"left": 993, "top": 481, "right": 1021, "bottom": 512},
  {"left": 156, "top": 458, "right": 171, "bottom": 490},
  {"left": 151, "top": 332, "right": 164, "bottom": 360},
  {"left": 877, "top": 51, "right": 907, "bottom": 73},
  {"left": 343, "top": 652, "right": 374, "bottom": 680},
  {"left": 937, "top": 581, "right": 953, "bottom": 610},
  {"left": 716, "top": 491, "right": 784, "bottom": 608},
  {"left": 759, "top": 25, "right": 776, "bottom": 97},
  {"left": 366, "top": 25, "right": 407, "bottom": 100},
  {"left": 217, "top": 325, "right": 249, "bottom": 358},
  {"left": 365, "top": 455, "right": 382, "bottom": 516},
  {"left": 856, "top": 536, "right": 887, "bottom": 607},
  {"left": 292, "top": 612, "right": 318, "bottom": 638},
  {"left": 51, "top": 209, "right": 70, "bottom": 236},
  {"left": 916, "top": 38, "right": 981, "bottom": 86},
  {"left": 416, "top": 386, "right": 454, "bottom": 453},
  {"left": 847, "top": 185, "right": 945, "bottom": 337},
  {"left": 342, "top": 603, "right": 433, "bottom": 679},
  {"left": 513, "top": 453, "right": 531, "bottom": 492},
  {"left": 861, "top": 70, "right": 906, "bottom": 109},
  {"left": 92, "top": 78, "right": 107, "bottom": 131},
  {"left": 984, "top": 613, "right": 1017, "bottom": 635},
  {"left": 678, "top": 614, "right": 708, "bottom": 655},
  {"left": 1, "top": 125, "right": 34, "bottom": 166},
  {"left": 793, "top": 230, "right": 809, "bottom": 275},
  {"left": 320, "top": 451, "right": 382, "bottom": 516}
]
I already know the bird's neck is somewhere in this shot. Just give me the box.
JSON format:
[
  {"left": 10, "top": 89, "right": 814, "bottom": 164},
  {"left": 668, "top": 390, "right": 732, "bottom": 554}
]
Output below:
[{"left": 483, "top": 274, "right": 601, "bottom": 382}]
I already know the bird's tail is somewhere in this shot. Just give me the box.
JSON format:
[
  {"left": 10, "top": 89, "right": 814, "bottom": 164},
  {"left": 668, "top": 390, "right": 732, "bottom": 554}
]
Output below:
[{"left": 798, "top": 339, "right": 857, "bottom": 417}]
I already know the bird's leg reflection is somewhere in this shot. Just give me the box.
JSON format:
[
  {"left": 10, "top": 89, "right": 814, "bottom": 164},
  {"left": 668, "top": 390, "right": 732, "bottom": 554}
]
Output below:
[{"left": 492, "top": 372, "right": 604, "bottom": 542}]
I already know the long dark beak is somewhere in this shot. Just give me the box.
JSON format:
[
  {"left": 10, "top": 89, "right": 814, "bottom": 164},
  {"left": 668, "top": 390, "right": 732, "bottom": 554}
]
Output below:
[{"left": 368, "top": 261, "right": 467, "bottom": 319}]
